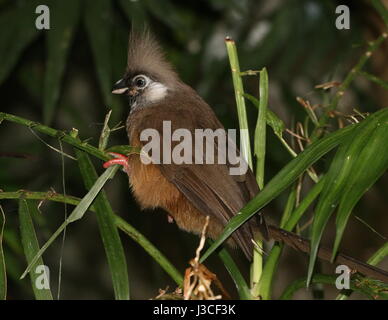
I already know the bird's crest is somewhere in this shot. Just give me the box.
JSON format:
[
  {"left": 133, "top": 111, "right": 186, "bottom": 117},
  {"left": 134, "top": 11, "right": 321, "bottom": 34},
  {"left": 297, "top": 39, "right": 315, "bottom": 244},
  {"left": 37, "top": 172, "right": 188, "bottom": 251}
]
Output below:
[{"left": 127, "top": 30, "right": 179, "bottom": 86}]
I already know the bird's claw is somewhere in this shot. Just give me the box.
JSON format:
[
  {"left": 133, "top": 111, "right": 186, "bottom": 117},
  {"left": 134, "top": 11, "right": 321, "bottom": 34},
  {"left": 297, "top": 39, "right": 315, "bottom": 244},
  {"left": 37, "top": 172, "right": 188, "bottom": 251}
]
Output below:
[{"left": 103, "top": 152, "right": 130, "bottom": 174}]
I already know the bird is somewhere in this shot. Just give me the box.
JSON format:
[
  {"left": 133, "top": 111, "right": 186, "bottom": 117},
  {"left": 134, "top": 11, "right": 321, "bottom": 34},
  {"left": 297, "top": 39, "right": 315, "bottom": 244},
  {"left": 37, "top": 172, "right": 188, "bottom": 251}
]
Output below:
[
  {"left": 105, "top": 31, "right": 263, "bottom": 260},
  {"left": 103, "top": 30, "right": 388, "bottom": 282}
]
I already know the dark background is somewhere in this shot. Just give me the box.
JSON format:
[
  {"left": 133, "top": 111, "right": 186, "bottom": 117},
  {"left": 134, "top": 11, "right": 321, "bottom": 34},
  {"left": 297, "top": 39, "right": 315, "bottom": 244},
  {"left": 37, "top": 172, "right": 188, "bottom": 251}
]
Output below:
[{"left": 0, "top": 0, "right": 387, "bottom": 299}]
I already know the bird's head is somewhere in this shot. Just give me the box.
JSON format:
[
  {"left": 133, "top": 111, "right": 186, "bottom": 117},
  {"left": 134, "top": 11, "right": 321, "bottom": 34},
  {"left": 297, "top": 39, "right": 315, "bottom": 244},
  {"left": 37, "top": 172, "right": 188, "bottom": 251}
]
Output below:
[{"left": 112, "top": 31, "right": 179, "bottom": 110}]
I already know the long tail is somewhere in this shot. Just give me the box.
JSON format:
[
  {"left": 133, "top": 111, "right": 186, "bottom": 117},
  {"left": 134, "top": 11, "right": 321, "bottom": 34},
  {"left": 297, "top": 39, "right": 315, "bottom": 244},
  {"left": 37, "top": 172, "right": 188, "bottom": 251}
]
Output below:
[{"left": 267, "top": 225, "right": 388, "bottom": 283}]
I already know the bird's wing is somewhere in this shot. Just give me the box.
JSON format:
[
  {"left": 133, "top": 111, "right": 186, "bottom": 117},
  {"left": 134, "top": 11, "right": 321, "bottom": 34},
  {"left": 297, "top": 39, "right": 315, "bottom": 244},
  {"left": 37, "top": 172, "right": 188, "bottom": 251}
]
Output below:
[{"left": 131, "top": 97, "right": 261, "bottom": 259}]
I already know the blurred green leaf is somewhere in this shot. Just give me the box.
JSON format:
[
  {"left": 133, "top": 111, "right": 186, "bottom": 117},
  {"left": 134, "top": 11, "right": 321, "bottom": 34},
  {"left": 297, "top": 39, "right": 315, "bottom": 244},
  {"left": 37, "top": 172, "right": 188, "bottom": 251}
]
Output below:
[
  {"left": 144, "top": 0, "right": 183, "bottom": 30},
  {"left": 333, "top": 113, "right": 388, "bottom": 259},
  {"left": 84, "top": 0, "right": 113, "bottom": 109},
  {"left": 201, "top": 122, "right": 357, "bottom": 262},
  {"left": 119, "top": 0, "right": 148, "bottom": 29},
  {"left": 0, "top": 1, "right": 41, "bottom": 86},
  {"left": 308, "top": 108, "right": 388, "bottom": 285},
  {"left": 372, "top": 0, "right": 388, "bottom": 27},
  {"left": 0, "top": 206, "right": 6, "bottom": 300},
  {"left": 75, "top": 149, "right": 130, "bottom": 300},
  {"left": 0, "top": 190, "right": 184, "bottom": 287},
  {"left": 43, "top": 0, "right": 80, "bottom": 124},
  {"left": 19, "top": 200, "right": 53, "bottom": 300},
  {"left": 20, "top": 165, "right": 119, "bottom": 279}
]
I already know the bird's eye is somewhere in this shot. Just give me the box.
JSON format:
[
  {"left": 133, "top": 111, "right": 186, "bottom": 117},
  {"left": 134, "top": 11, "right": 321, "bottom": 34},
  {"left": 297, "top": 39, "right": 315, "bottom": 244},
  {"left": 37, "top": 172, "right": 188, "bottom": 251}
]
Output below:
[{"left": 133, "top": 75, "right": 148, "bottom": 88}]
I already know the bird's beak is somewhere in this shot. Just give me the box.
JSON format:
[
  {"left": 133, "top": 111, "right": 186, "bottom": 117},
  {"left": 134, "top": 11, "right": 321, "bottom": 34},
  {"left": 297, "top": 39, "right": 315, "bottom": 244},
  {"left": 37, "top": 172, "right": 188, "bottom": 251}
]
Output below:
[{"left": 112, "top": 78, "right": 128, "bottom": 94}]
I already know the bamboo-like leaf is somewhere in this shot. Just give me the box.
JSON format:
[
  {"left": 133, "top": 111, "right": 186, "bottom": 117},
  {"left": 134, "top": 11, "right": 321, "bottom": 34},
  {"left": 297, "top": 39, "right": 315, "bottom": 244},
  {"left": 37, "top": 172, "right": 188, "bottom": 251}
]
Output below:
[
  {"left": 20, "top": 165, "right": 119, "bottom": 279},
  {"left": 307, "top": 109, "right": 388, "bottom": 285},
  {"left": 43, "top": 0, "right": 80, "bottom": 124},
  {"left": 258, "top": 177, "right": 325, "bottom": 300},
  {"left": 333, "top": 112, "right": 388, "bottom": 259},
  {"left": 75, "top": 150, "right": 130, "bottom": 300},
  {"left": 225, "top": 38, "right": 253, "bottom": 169},
  {"left": 19, "top": 200, "right": 53, "bottom": 300},
  {"left": 216, "top": 245, "right": 251, "bottom": 300},
  {"left": 0, "top": 206, "right": 6, "bottom": 300},
  {"left": 254, "top": 68, "right": 269, "bottom": 190},
  {"left": 0, "top": 1, "right": 41, "bottom": 86},
  {"left": 84, "top": 0, "right": 113, "bottom": 108},
  {"left": 200, "top": 123, "right": 357, "bottom": 262}
]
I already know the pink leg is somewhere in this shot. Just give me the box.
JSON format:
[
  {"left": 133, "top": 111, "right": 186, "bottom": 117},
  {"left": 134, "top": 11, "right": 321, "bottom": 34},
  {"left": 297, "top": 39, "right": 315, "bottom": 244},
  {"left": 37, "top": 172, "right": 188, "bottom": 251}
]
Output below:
[{"left": 103, "top": 152, "right": 130, "bottom": 174}]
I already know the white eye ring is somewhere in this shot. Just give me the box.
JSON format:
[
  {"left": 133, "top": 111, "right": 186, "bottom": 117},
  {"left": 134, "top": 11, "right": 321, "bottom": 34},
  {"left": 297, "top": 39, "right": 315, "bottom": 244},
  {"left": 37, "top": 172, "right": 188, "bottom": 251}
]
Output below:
[{"left": 133, "top": 74, "right": 150, "bottom": 89}]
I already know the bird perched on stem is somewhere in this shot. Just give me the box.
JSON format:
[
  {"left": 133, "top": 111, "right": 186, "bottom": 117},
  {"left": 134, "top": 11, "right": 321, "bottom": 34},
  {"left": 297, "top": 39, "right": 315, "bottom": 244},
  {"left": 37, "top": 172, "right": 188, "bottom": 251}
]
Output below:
[{"left": 103, "top": 30, "right": 388, "bottom": 283}]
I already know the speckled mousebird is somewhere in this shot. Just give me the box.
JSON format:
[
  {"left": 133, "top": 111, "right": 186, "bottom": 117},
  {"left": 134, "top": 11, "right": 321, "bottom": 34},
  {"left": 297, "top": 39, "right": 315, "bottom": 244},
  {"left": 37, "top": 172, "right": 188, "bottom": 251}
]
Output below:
[
  {"left": 102, "top": 31, "right": 388, "bottom": 282},
  {"left": 104, "top": 31, "right": 264, "bottom": 259}
]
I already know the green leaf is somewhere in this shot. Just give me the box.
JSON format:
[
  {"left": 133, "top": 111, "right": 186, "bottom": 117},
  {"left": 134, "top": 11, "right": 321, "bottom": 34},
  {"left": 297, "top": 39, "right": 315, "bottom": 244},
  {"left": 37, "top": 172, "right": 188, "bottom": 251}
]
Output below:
[
  {"left": 75, "top": 149, "right": 130, "bottom": 300},
  {"left": 307, "top": 108, "right": 388, "bottom": 285},
  {"left": 0, "top": 190, "right": 183, "bottom": 286},
  {"left": 19, "top": 200, "right": 53, "bottom": 300},
  {"left": 20, "top": 165, "right": 119, "bottom": 279},
  {"left": 333, "top": 112, "right": 388, "bottom": 259},
  {"left": 254, "top": 68, "right": 269, "bottom": 190},
  {"left": 200, "top": 123, "right": 357, "bottom": 262},
  {"left": 84, "top": 0, "right": 113, "bottom": 108},
  {"left": 0, "top": 1, "right": 41, "bottom": 86},
  {"left": 43, "top": 0, "right": 80, "bottom": 124},
  {"left": 258, "top": 177, "right": 325, "bottom": 300},
  {"left": 0, "top": 206, "right": 6, "bottom": 300},
  {"left": 368, "top": 242, "right": 388, "bottom": 266},
  {"left": 216, "top": 245, "right": 251, "bottom": 300}
]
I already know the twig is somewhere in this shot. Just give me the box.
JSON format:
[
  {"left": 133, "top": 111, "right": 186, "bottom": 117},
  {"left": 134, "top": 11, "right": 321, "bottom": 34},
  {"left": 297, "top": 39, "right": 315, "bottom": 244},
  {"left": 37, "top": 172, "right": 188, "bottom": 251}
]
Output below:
[{"left": 311, "top": 33, "right": 388, "bottom": 140}]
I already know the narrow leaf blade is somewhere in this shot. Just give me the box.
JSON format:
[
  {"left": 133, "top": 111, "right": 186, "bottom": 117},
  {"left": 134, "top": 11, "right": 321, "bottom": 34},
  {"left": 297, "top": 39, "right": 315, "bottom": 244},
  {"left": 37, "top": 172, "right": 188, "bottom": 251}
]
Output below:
[{"left": 19, "top": 200, "right": 53, "bottom": 300}]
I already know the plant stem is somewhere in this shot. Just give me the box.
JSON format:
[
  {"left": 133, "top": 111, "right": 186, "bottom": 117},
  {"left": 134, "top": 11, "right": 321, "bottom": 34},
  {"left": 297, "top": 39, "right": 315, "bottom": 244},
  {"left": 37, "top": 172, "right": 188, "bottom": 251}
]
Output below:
[
  {"left": 311, "top": 33, "right": 387, "bottom": 141},
  {"left": 0, "top": 112, "right": 109, "bottom": 161},
  {"left": 225, "top": 37, "right": 253, "bottom": 169},
  {"left": 0, "top": 190, "right": 183, "bottom": 285}
]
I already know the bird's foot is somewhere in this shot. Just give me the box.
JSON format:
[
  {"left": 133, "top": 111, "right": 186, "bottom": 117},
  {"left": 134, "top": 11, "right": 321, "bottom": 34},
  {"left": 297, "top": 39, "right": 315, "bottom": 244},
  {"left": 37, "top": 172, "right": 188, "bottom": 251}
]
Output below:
[{"left": 103, "top": 152, "right": 130, "bottom": 174}]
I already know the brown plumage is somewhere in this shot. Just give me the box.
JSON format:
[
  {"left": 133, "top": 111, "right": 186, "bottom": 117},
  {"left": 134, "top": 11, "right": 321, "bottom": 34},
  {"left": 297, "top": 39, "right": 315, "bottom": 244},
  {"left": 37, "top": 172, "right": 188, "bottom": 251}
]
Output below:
[
  {"left": 124, "top": 32, "right": 261, "bottom": 259},
  {"left": 106, "top": 31, "right": 388, "bottom": 282}
]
